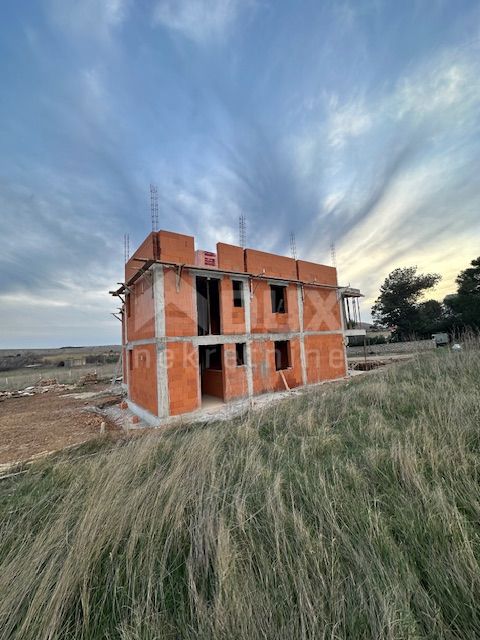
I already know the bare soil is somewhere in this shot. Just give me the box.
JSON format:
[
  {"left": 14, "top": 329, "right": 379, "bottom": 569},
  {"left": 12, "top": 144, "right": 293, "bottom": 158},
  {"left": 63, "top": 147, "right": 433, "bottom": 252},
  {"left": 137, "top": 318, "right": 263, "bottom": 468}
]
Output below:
[{"left": 0, "top": 386, "right": 122, "bottom": 466}]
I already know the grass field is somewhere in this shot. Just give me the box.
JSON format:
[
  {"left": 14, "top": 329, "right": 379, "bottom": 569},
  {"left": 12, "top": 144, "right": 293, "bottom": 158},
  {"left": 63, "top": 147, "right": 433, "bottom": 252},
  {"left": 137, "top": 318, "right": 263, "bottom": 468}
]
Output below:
[
  {"left": 0, "top": 345, "right": 121, "bottom": 391},
  {"left": 0, "top": 345, "right": 479, "bottom": 639},
  {"left": 0, "top": 363, "right": 118, "bottom": 391}
]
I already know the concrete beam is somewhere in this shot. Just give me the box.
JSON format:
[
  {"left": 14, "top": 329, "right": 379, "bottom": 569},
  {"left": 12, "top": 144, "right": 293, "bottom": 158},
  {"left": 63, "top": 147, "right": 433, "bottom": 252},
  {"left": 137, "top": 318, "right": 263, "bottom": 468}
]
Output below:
[
  {"left": 126, "top": 400, "right": 161, "bottom": 427},
  {"left": 125, "top": 329, "right": 345, "bottom": 349}
]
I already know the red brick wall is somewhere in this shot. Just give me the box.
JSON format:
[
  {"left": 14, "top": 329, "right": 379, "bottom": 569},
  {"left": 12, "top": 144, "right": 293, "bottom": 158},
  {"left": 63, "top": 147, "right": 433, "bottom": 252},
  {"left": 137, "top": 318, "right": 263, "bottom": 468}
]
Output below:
[
  {"left": 245, "top": 248, "right": 297, "bottom": 279},
  {"left": 125, "top": 231, "right": 194, "bottom": 284},
  {"left": 217, "top": 242, "right": 245, "bottom": 272},
  {"left": 297, "top": 260, "right": 337, "bottom": 286},
  {"left": 251, "top": 338, "right": 303, "bottom": 395},
  {"left": 128, "top": 344, "right": 158, "bottom": 415},
  {"left": 304, "top": 334, "right": 346, "bottom": 383},
  {"left": 251, "top": 339, "right": 274, "bottom": 395},
  {"left": 158, "top": 230, "right": 195, "bottom": 264},
  {"left": 250, "top": 281, "right": 300, "bottom": 333},
  {"left": 125, "top": 233, "right": 158, "bottom": 282},
  {"left": 245, "top": 249, "right": 297, "bottom": 280},
  {"left": 126, "top": 273, "right": 155, "bottom": 341},
  {"left": 303, "top": 286, "right": 342, "bottom": 332},
  {"left": 222, "top": 343, "right": 248, "bottom": 401},
  {"left": 201, "top": 369, "right": 224, "bottom": 398},
  {"left": 220, "top": 277, "right": 246, "bottom": 334},
  {"left": 167, "top": 343, "right": 200, "bottom": 415},
  {"left": 164, "top": 268, "right": 196, "bottom": 337},
  {"left": 274, "top": 338, "right": 303, "bottom": 391}
]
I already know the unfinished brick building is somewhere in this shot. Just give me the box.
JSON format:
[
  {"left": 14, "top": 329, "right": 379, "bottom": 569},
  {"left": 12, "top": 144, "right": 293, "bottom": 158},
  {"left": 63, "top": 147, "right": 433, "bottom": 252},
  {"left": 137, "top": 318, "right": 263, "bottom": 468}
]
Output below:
[{"left": 111, "top": 230, "right": 352, "bottom": 424}]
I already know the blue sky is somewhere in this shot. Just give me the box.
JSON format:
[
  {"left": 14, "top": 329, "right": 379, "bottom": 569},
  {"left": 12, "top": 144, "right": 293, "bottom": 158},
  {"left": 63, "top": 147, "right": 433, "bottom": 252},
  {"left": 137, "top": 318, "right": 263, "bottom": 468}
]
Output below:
[{"left": 1, "top": 0, "right": 479, "bottom": 347}]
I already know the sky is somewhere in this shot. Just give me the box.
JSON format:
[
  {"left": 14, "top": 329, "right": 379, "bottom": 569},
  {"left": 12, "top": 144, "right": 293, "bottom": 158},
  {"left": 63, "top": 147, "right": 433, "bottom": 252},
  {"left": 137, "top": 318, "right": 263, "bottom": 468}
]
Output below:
[{"left": 1, "top": 0, "right": 479, "bottom": 348}]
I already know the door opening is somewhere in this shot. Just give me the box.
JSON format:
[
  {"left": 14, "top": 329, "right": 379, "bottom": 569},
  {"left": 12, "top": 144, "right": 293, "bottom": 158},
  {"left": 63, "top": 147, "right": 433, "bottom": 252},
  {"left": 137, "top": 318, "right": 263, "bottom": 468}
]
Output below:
[
  {"left": 198, "top": 344, "right": 225, "bottom": 407},
  {"left": 196, "top": 277, "right": 221, "bottom": 335}
]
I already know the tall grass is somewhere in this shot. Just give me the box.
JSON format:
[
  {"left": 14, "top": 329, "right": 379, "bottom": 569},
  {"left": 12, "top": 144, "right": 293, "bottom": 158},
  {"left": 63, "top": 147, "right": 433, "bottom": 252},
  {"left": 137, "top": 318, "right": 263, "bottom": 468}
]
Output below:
[{"left": 1, "top": 346, "right": 479, "bottom": 639}]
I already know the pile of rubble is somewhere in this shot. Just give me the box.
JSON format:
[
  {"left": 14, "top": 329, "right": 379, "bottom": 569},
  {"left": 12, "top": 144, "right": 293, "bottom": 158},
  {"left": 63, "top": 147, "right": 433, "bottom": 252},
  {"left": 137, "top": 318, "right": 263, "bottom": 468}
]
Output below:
[
  {"left": 0, "top": 372, "right": 104, "bottom": 403},
  {"left": 77, "top": 372, "right": 99, "bottom": 386},
  {"left": 350, "top": 360, "right": 387, "bottom": 371},
  {"left": 39, "top": 378, "right": 58, "bottom": 386},
  {"left": 0, "top": 378, "right": 73, "bottom": 401}
]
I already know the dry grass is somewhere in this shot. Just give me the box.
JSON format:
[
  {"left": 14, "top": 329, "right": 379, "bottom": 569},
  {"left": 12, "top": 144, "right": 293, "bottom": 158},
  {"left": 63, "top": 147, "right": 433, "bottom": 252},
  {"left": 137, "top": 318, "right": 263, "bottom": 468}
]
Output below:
[
  {"left": 0, "top": 363, "right": 117, "bottom": 391},
  {"left": 0, "top": 344, "right": 479, "bottom": 639}
]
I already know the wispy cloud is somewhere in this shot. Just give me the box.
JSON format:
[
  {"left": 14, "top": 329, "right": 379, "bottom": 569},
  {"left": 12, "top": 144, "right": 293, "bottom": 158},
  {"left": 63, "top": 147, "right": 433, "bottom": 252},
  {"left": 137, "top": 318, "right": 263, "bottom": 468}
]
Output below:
[
  {"left": 0, "top": 166, "right": 124, "bottom": 345},
  {"left": 307, "top": 43, "right": 480, "bottom": 308},
  {"left": 326, "top": 96, "right": 372, "bottom": 149},
  {"left": 393, "top": 52, "right": 480, "bottom": 123},
  {"left": 46, "top": 0, "right": 129, "bottom": 42},
  {"left": 80, "top": 67, "right": 110, "bottom": 123},
  {"left": 152, "top": 0, "right": 254, "bottom": 43}
]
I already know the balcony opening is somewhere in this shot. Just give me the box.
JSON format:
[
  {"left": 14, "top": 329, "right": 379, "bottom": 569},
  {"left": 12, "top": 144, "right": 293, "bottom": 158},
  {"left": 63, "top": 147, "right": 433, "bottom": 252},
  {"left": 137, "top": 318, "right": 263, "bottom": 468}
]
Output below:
[
  {"left": 270, "top": 284, "right": 287, "bottom": 314},
  {"left": 274, "top": 340, "right": 290, "bottom": 370},
  {"left": 196, "top": 276, "right": 221, "bottom": 335}
]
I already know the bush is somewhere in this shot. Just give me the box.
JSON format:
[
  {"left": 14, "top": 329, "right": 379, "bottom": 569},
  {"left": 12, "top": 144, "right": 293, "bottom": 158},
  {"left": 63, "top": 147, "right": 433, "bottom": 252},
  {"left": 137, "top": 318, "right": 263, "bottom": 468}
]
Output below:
[{"left": 347, "top": 334, "right": 387, "bottom": 347}]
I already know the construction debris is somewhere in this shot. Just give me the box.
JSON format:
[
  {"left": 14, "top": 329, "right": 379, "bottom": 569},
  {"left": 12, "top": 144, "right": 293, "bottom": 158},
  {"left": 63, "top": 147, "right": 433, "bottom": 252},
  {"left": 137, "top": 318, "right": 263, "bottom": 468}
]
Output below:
[
  {"left": 40, "top": 377, "right": 57, "bottom": 386},
  {"left": 0, "top": 381, "right": 73, "bottom": 401},
  {"left": 350, "top": 361, "right": 386, "bottom": 371},
  {"left": 77, "top": 372, "right": 99, "bottom": 386}
]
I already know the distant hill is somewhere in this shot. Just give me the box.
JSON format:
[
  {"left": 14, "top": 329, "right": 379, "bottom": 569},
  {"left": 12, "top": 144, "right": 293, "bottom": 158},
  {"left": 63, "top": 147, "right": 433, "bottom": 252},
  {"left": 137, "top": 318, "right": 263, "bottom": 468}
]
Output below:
[{"left": 0, "top": 345, "right": 121, "bottom": 358}]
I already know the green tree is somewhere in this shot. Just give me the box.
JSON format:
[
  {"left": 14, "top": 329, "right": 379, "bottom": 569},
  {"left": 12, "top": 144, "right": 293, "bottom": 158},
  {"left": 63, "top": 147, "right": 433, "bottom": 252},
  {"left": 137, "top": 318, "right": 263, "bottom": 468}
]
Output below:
[
  {"left": 416, "top": 299, "right": 446, "bottom": 335},
  {"left": 372, "top": 266, "right": 441, "bottom": 338},
  {"left": 444, "top": 257, "right": 480, "bottom": 329}
]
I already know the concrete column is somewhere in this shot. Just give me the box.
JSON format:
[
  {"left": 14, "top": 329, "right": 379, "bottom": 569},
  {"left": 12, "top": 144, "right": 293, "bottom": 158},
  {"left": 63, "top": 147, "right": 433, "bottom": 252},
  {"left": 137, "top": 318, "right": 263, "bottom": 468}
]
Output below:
[
  {"left": 123, "top": 302, "right": 129, "bottom": 393},
  {"left": 297, "top": 284, "right": 307, "bottom": 386},
  {"left": 244, "top": 278, "right": 254, "bottom": 397},
  {"left": 338, "top": 289, "right": 349, "bottom": 376},
  {"left": 191, "top": 275, "right": 201, "bottom": 409},
  {"left": 153, "top": 265, "right": 169, "bottom": 418},
  {"left": 153, "top": 264, "right": 166, "bottom": 338}
]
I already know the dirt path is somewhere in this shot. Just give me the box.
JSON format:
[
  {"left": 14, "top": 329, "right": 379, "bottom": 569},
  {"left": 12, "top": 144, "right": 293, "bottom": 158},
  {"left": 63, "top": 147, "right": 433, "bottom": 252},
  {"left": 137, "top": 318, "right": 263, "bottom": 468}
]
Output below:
[{"left": 0, "top": 386, "right": 121, "bottom": 466}]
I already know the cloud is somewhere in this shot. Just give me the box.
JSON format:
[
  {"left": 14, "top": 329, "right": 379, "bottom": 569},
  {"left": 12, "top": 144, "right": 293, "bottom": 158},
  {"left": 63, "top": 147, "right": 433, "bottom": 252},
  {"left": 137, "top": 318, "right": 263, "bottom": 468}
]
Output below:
[
  {"left": 329, "top": 137, "right": 480, "bottom": 316},
  {"left": 142, "top": 38, "right": 480, "bottom": 294},
  {"left": 280, "top": 40, "right": 480, "bottom": 317},
  {"left": 0, "top": 169, "right": 124, "bottom": 346},
  {"left": 2, "top": 0, "right": 480, "bottom": 345},
  {"left": 46, "top": 0, "right": 129, "bottom": 42},
  {"left": 314, "top": 43, "right": 480, "bottom": 160},
  {"left": 326, "top": 96, "right": 372, "bottom": 149},
  {"left": 393, "top": 54, "right": 480, "bottom": 123},
  {"left": 152, "top": 0, "right": 253, "bottom": 43},
  {"left": 0, "top": 293, "right": 70, "bottom": 308},
  {"left": 0, "top": 288, "right": 120, "bottom": 348},
  {"left": 80, "top": 67, "right": 110, "bottom": 123}
]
